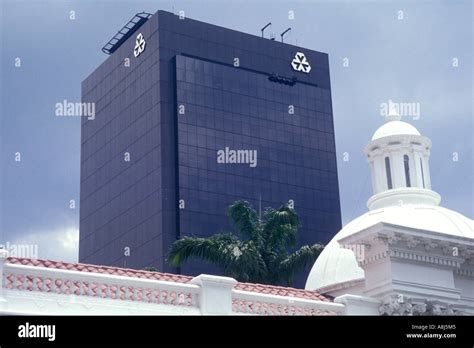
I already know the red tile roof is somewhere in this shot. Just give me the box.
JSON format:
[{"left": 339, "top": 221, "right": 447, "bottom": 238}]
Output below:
[
  {"left": 6, "top": 257, "right": 330, "bottom": 302},
  {"left": 235, "top": 282, "right": 329, "bottom": 302}
]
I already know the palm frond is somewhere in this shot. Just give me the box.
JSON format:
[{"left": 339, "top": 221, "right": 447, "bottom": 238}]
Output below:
[
  {"left": 167, "top": 201, "right": 318, "bottom": 287},
  {"left": 278, "top": 244, "right": 325, "bottom": 285},
  {"left": 227, "top": 200, "right": 260, "bottom": 241},
  {"left": 263, "top": 204, "right": 299, "bottom": 249},
  {"left": 167, "top": 234, "right": 238, "bottom": 267},
  {"left": 226, "top": 241, "right": 269, "bottom": 283}
]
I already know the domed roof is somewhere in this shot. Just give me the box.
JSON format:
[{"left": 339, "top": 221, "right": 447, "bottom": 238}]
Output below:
[
  {"left": 372, "top": 120, "right": 421, "bottom": 140},
  {"left": 305, "top": 204, "right": 474, "bottom": 291}
]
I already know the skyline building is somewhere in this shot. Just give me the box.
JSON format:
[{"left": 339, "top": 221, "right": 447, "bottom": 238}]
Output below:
[{"left": 79, "top": 10, "right": 342, "bottom": 287}]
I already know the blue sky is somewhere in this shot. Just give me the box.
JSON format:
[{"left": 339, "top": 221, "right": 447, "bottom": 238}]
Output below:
[{"left": 1, "top": 0, "right": 472, "bottom": 262}]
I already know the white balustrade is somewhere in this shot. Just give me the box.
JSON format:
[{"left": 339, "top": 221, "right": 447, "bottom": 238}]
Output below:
[
  {"left": 0, "top": 256, "right": 344, "bottom": 315},
  {"left": 232, "top": 289, "right": 345, "bottom": 315},
  {"left": 2, "top": 263, "right": 200, "bottom": 309}
]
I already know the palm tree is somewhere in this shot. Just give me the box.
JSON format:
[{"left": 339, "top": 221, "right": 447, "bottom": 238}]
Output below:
[{"left": 168, "top": 200, "right": 324, "bottom": 286}]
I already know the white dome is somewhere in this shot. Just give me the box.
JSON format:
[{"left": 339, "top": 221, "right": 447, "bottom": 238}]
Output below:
[
  {"left": 305, "top": 204, "right": 474, "bottom": 291},
  {"left": 372, "top": 120, "right": 420, "bottom": 140}
]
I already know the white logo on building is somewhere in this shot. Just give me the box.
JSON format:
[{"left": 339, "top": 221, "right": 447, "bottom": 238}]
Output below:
[
  {"left": 291, "top": 52, "right": 311, "bottom": 73},
  {"left": 134, "top": 33, "right": 146, "bottom": 57}
]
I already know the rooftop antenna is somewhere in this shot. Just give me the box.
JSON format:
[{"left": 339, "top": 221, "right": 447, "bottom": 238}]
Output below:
[
  {"left": 281, "top": 27, "right": 291, "bottom": 42},
  {"left": 261, "top": 22, "right": 272, "bottom": 38}
]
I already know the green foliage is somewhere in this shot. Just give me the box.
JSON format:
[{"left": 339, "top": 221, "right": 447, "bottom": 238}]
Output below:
[
  {"left": 142, "top": 266, "right": 158, "bottom": 272},
  {"left": 167, "top": 200, "right": 324, "bottom": 286}
]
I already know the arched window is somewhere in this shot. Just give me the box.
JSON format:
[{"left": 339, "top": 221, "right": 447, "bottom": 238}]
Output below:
[
  {"left": 385, "top": 157, "right": 393, "bottom": 189},
  {"left": 404, "top": 155, "right": 411, "bottom": 187},
  {"left": 420, "top": 158, "right": 425, "bottom": 188}
]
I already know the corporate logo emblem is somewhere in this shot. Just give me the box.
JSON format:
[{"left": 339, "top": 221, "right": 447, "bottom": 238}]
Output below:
[
  {"left": 134, "top": 33, "right": 146, "bottom": 57},
  {"left": 291, "top": 52, "right": 311, "bottom": 73}
]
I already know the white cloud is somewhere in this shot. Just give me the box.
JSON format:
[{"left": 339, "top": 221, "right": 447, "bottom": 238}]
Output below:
[{"left": 9, "top": 226, "right": 79, "bottom": 263}]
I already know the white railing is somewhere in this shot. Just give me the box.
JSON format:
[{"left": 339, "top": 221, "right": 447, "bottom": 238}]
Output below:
[
  {"left": 232, "top": 289, "right": 345, "bottom": 315},
  {"left": 2, "top": 263, "right": 200, "bottom": 308},
  {"left": 0, "top": 253, "right": 346, "bottom": 315}
]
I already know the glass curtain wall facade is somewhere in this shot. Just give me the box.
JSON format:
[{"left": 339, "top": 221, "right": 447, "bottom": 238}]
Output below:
[{"left": 80, "top": 10, "right": 341, "bottom": 287}]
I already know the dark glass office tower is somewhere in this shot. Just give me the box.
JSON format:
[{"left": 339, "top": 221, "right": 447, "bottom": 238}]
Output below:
[{"left": 80, "top": 10, "right": 341, "bottom": 287}]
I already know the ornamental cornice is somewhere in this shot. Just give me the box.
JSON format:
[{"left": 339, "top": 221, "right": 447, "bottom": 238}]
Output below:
[
  {"left": 379, "top": 295, "right": 465, "bottom": 316},
  {"left": 388, "top": 249, "right": 463, "bottom": 268},
  {"left": 364, "top": 134, "right": 432, "bottom": 157},
  {"left": 358, "top": 250, "right": 390, "bottom": 267}
]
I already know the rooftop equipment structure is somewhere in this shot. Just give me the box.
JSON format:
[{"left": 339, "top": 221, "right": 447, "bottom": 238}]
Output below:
[{"left": 101, "top": 12, "right": 153, "bottom": 55}]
